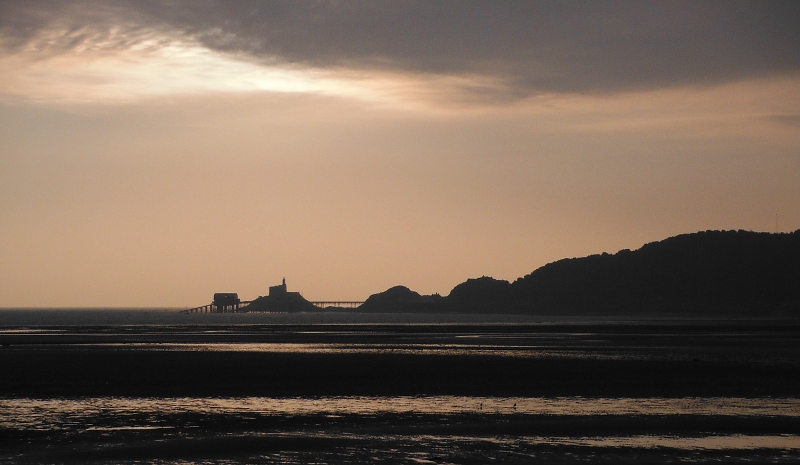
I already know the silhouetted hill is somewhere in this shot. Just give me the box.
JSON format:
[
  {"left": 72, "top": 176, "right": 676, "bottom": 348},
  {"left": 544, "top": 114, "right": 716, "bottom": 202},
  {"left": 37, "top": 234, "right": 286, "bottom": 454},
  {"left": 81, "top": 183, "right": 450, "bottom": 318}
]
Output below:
[
  {"left": 241, "top": 291, "right": 318, "bottom": 313},
  {"left": 509, "top": 229, "right": 800, "bottom": 315},
  {"left": 449, "top": 276, "right": 512, "bottom": 303},
  {"left": 359, "top": 286, "right": 443, "bottom": 313},
  {"left": 360, "top": 230, "right": 800, "bottom": 316}
]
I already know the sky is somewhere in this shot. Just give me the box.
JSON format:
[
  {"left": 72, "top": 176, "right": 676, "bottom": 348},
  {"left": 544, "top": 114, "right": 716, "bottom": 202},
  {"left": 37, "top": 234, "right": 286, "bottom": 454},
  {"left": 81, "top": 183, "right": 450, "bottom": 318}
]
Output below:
[{"left": 1, "top": 0, "right": 799, "bottom": 307}]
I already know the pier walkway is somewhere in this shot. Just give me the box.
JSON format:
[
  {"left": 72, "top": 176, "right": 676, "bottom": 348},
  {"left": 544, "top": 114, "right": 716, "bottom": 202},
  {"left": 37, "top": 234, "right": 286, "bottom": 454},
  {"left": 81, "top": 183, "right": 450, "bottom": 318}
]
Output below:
[{"left": 180, "top": 301, "right": 365, "bottom": 314}]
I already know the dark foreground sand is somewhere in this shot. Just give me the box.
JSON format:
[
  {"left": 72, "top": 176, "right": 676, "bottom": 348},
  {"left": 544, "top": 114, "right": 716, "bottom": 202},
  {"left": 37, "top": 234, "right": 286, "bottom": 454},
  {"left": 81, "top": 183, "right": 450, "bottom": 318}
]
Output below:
[
  {"left": 3, "top": 347, "right": 800, "bottom": 398},
  {"left": 2, "top": 322, "right": 799, "bottom": 397}
]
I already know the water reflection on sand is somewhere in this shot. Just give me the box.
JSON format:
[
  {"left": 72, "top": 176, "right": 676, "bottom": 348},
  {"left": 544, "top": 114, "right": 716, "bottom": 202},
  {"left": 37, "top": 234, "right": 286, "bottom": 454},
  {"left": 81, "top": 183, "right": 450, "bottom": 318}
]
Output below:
[
  {"left": 89, "top": 342, "right": 632, "bottom": 360},
  {"left": 3, "top": 396, "right": 800, "bottom": 463},
  {"left": 5, "top": 395, "right": 800, "bottom": 422}
]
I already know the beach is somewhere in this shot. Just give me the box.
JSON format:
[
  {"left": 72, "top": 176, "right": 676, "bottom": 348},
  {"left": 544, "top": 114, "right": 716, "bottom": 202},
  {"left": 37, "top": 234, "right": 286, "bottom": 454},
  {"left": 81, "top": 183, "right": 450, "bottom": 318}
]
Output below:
[{"left": 1, "top": 312, "right": 799, "bottom": 463}]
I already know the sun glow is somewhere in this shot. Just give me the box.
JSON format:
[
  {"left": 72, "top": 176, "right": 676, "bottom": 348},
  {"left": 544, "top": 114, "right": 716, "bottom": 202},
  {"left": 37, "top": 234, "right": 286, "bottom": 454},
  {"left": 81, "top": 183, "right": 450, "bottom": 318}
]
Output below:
[{"left": 0, "top": 25, "right": 431, "bottom": 106}]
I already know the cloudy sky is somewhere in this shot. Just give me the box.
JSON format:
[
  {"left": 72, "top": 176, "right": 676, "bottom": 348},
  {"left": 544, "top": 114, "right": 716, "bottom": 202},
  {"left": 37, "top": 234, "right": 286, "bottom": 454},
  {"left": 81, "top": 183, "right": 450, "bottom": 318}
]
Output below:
[{"left": 1, "top": 0, "right": 799, "bottom": 307}]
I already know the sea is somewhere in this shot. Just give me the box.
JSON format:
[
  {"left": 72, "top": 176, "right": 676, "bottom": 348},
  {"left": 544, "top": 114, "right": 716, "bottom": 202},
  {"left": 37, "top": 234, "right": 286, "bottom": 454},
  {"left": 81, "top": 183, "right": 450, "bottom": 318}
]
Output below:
[{"left": 1, "top": 308, "right": 799, "bottom": 464}]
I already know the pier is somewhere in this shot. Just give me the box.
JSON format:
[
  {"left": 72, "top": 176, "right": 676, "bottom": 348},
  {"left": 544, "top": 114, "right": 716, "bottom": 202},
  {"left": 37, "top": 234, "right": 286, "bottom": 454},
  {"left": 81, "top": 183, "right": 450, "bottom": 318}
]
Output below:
[
  {"left": 180, "top": 302, "right": 254, "bottom": 314},
  {"left": 309, "top": 301, "right": 364, "bottom": 309},
  {"left": 180, "top": 300, "right": 364, "bottom": 313},
  {"left": 181, "top": 293, "right": 253, "bottom": 314},
  {"left": 179, "top": 280, "right": 364, "bottom": 314}
]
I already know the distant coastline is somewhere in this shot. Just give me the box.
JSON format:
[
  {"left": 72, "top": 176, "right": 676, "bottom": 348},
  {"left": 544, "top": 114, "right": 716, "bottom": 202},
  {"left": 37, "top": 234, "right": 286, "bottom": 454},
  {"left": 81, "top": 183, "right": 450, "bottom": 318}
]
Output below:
[
  {"left": 358, "top": 229, "right": 800, "bottom": 317},
  {"left": 179, "top": 229, "right": 800, "bottom": 318}
]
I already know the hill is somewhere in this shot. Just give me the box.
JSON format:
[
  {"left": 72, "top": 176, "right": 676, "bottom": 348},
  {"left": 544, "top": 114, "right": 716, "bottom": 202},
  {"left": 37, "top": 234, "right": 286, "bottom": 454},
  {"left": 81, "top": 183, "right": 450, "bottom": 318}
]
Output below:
[
  {"left": 360, "top": 230, "right": 800, "bottom": 316},
  {"left": 359, "top": 286, "right": 444, "bottom": 313},
  {"left": 239, "top": 279, "right": 318, "bottom": 313}
]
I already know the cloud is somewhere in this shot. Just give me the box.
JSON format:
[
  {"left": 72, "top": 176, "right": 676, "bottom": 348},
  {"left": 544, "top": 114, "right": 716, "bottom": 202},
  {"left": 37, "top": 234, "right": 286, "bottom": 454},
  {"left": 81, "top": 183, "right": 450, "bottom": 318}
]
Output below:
[{"left": 2, "top": 0, "right": 800, "bottom": 104}]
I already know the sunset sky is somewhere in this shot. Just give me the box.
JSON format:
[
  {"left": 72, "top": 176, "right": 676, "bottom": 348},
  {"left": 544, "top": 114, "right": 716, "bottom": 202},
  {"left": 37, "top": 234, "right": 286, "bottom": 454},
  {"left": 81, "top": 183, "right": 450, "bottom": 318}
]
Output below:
[{"left": 1, "top": 1, "right": 799, "bottom": 307}]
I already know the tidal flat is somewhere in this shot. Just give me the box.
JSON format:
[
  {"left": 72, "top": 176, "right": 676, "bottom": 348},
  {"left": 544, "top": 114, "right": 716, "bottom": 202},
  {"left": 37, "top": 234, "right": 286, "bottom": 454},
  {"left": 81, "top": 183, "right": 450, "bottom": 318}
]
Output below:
[{"left": 1, "top": 313, "right": 799, "bottom": 463}]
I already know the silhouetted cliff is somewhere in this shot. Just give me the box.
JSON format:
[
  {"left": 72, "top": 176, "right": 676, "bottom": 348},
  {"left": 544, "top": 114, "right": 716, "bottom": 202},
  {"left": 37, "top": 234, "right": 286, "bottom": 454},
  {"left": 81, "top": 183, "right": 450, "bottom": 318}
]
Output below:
[{"left": 360, "top": 230, "right": 800, "bottom": 316}]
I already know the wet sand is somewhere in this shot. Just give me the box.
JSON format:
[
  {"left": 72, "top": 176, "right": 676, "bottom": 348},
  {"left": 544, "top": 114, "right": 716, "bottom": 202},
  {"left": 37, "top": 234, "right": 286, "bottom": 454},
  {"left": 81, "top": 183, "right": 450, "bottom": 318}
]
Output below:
[
  {"left": 2, "top": 321, "right": 800, "bottom": 463},
  {"left": 3, "top": 401, "right": 800, "bottom": 464},
  {"left": 2, "top": 322, "right": 799, "bottom": 398},
  {"left": 2, "top": 347, "right": 800, "bottom": 398}
]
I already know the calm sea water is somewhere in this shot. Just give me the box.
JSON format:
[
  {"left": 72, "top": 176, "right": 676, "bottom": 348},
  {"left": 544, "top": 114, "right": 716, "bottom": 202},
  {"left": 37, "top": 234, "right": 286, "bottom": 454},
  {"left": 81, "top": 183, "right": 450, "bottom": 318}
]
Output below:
[
  {"left": 2, "top": 309, "right": 799, "bottom": 463},
  {"left": 0, "top": 308, "right": 655, "bottom": 325}
]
